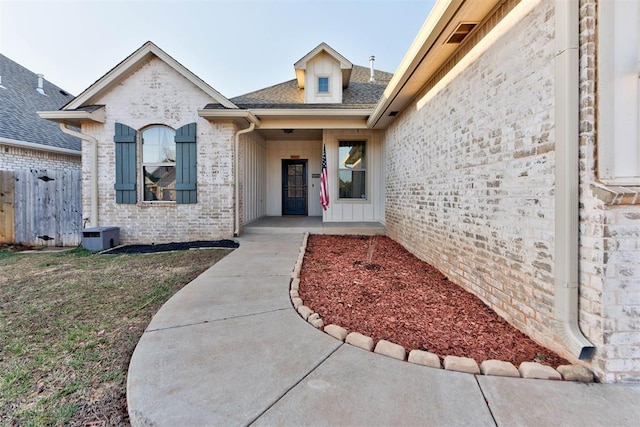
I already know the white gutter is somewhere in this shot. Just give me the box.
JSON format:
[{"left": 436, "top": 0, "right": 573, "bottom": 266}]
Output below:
[
  {"left": 234, "top": 123, "right": 256, "bottom": 236},
  {"left": 0, "top": 136, "right": 81, "bottom": 157},
  {"left": 58, "top": 124, "right": 99, "bottom": 228},
  {"left": 554, "top": 0, "right": 594, "bottom": 360}
]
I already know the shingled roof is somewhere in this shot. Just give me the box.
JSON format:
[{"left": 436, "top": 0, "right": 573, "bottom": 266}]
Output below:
[
  {"left": 219, "top": 65, "right": 392, "bottom": 110},
  {"left": 0, "top": 54, "right": 81, "bottom": 151}
]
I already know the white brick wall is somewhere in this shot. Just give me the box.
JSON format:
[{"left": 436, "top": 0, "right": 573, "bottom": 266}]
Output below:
[
  {"left": 384, "top": 0, "right": 561, "bottom": 357},
  {"left": 0, "top": 144, "right": 81, "bottom": 171},
  {"left": 79, "top": 57, "right": 235, "bottom": 244},
  {"left": 578, "top": 0, "right": 640, "bottom": 383},
  {"left": 384, "top": 0, "right": 640, "bottom": 383}
]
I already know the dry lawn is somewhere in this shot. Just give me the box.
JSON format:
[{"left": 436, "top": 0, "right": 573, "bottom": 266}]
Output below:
[{"left": 0, "top": 245, "right": 231, "bottom": 426}]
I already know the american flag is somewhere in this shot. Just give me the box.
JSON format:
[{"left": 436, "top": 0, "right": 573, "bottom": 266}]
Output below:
[{"left": 320, "top": 144, "right": 329, "bottom": 211}]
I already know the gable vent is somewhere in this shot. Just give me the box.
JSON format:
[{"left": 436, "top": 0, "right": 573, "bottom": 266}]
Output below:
[{"left": 445, "top": 22, "right": 478, "bottom": 44}]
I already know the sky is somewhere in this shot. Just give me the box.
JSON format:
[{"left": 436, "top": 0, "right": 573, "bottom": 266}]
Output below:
[{"left": 0, "top": 0, "right": 437, "bottom": 98}]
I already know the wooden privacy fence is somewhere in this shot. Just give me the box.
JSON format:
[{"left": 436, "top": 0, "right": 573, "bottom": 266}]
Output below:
[{"left": 0, "top": 169, "right": 82, "bottom": 247}]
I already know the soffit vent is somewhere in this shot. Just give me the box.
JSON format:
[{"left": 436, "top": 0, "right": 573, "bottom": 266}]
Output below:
[{"left": 445, "top": 22, "right": 478, "bottom": 44}]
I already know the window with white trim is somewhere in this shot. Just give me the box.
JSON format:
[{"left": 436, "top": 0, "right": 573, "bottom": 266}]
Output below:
[
  {"left": 338, "top": 141, "right": 366, "bottom": 199},
  {"left": 142, "top": 126, "right": 176, "bottom": 201},
  {"left": 317, "top": 76, "right": 330, "bottom": 94},
  {"left": 598, "top": 0, "right": 640, "bottom": 185}
]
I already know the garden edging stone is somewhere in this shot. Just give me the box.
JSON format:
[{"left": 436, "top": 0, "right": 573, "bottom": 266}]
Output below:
[{"left": 290, "top": 233, "right": 594, "bottom": 383}]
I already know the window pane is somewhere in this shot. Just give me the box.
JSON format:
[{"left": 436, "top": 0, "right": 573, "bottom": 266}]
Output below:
[
  {"left": 339, "top": 141, "right": 366, "bottom": 169},
  {"left": 144, "top": 166, "right": 176, "bottom": 201},
  {"left": 339, "top": 170, "right": 367, "bottom": 199},
  {"left": 318, "top": 77, "right": 329, "bottom": 93},
  {"left": 142, "top": 127, "right": 176, "bottom": 163}
]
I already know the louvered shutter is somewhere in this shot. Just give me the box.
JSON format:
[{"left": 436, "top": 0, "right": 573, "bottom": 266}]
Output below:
[
  {"left": 114, "top": 123, "right": 137, "bottom": 204},
  {"left": 175, "top": 122, "right": 197, "bottom": 204}
]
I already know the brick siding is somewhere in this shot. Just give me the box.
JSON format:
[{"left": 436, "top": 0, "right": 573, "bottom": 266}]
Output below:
[
  {"left": 79, "top": 57, "right": 235, "bottom": 244},
  {"left": 0, "top": 144, "right": 80, "bottom": 171}
]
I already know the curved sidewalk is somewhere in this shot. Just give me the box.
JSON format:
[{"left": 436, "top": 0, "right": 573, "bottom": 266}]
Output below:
[{"left": 127, "top": 232, "right": 640, "bottom": 426}]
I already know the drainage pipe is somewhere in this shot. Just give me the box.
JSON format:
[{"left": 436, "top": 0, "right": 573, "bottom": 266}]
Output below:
[
  {"left": 234, "top": 123, "right": 255, "bottom": 236},
  {"left": 59, "top": 123, "right": 99, "bottom": 228},
  {"left": 553, "top": 0, "right": 594, "bottom": 360}
]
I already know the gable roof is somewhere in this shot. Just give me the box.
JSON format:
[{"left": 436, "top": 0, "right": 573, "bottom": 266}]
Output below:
[
  {"left": 226, "top": 65, "right": 392, "bottom": 110},
  {"left": 0, "top": 54, "right": 81, "bottom": 151},
  {"left": 63, "top": 41, "right": 237, "bottom": 110},
  {"left": 293, "top": 42, "right": 354, "bottom": 89}
]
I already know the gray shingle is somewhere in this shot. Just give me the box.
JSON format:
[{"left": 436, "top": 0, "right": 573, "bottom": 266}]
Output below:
[
  {"left": 0, "top": 54, "right": 81, "bottom": 151},
  {"left": 229, "top": 65, "right": 392, "bottom": 109}
]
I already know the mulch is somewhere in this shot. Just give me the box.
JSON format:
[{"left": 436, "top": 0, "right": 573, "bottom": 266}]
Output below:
[
  {"left": 299, "top": 234, "right": 569, "bottom": 367},
  {"left": 101, "top": 239, "right": 239, "bottom": 254}
]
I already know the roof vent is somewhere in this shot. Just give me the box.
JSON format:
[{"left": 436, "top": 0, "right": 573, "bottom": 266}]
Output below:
[
  {"left": 36, "top": 73, "right": 46, "bottom": 95},
  {"left": 445, "top": 22, "right": 478, "bottom": 44},
  {"left": 369, "top": 55, "right": 375, "bottom": 82}
]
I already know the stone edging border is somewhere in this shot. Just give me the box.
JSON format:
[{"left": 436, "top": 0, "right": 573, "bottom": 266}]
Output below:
[{"left": 290, "top": 233, "right": 596, "bottom": 383}]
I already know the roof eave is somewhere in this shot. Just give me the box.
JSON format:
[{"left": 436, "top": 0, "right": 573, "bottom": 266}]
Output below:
[
  {"left": 249, "top": 108, "right": 372, "bottom": 117},
  {"left": 0, "top": 136, "right": 81, "bottom": 156},
  {"left": 197, "top": 109, "right": 261, "bottom": 127},
  {"left": 37, "top": 107, "right": 106, "bottom": 126},
  {"left": 369, "top": 0, "right": 465, "bottom": 129},
  {"left": 369, "top": 0, "right": 503, "bottom": 129}
]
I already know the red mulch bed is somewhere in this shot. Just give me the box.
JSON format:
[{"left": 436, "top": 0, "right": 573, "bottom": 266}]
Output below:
[{"left": 299, "top": 234, "right": 569, "bottom": 367}]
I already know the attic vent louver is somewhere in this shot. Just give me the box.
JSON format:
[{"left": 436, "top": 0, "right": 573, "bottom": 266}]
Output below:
[{"left": 445, "top": 22, "right": 478, "bottom": 44}]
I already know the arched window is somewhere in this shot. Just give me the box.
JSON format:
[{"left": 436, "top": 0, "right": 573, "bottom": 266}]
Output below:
[{"left": 142, "top": 126, "right": 176, "bottom": 201}]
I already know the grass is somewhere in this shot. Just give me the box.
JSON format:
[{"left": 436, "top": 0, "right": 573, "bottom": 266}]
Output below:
[{"left": 0, "top": 245, "right": 231, "bottom": 426}]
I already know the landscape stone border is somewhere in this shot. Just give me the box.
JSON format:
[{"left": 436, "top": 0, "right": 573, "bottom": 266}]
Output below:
[{"left": 291, "top": 233, "right": 596, "bottom": 383}]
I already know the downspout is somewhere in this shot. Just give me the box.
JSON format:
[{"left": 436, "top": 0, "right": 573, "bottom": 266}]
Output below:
[
  {"left": 554, "top": 0, "right": 594, "bottom": 359},
  {"left": 59, "top": 123, "right": 99, "bottom": 228},
  {"left": 234, "top": 123, "right": 255, "bottom": 237}
]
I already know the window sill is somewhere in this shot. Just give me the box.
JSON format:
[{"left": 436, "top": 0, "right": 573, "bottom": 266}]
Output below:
[
  {"left": 336, "top": 198, "right": 369, "bottom": 204},
  {"left": 140, "top": 201, "right": 177, "bottom": 207},
  {"left": 591, "top": 183, "right": 640, "bottom": 206}
]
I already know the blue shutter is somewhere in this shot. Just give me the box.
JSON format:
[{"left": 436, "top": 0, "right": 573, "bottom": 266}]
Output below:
[
  {"left": 175, "top": 122, "right": 197, "bottom": 204},
  {"left": 114, "top": 123, "right": 137, "bottom": 204}
]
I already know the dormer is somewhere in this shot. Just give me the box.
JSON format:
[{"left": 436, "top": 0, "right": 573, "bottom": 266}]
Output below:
[{"left": 294, "top": 42, "right": 353, "bottom": 104}]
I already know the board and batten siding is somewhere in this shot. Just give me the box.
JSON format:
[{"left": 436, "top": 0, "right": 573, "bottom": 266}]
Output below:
[
  {"left": 305, "top": 53, "right": 342, "bottom": 104},
  {"left": 322, "top": 129, "right": 384, "bottom": 223},
  {"left": 240, "top": 130, "right": 267, "bottom": 226}
]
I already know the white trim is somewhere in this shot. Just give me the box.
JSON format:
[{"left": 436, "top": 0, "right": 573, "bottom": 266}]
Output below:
[
  {"left": 597, "top": 0, "right": 640, "bottom": 185},
  {"left": 249, "top": 108, "right": 372, "bottom": 117},
  {"left": 294, "top": 42, "right": 353, "bottom": 89},
  {"left": 316, "top": 76, "right": 331, "bottom": 96},
  {"left": 65, "top": 42, "right": 237, "bottom": 110},
  {"left": 337, "top": 139, "right": 368, "bottom": 202},
  {"left": 197, "top": 109, "right": 261, "bottom": 126},
  {"left": 0, "top": 136, "right": 81, "bottom": 156},
  {"left": 37, "top": 107, "right": 106, "bottom": 125}
]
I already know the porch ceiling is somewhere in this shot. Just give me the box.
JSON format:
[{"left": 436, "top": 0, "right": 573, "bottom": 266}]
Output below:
[{"left": 257, "top": 128, "right": 322, "bottom": 140}]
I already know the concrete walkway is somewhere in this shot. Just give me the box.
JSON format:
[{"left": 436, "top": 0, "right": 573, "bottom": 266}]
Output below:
[{"left": 127, "top": 233, "right": 640, "bottom": 426}]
